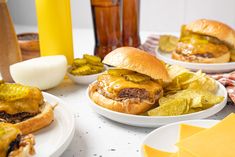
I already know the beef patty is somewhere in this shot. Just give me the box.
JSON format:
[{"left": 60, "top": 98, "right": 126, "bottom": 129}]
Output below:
[
  {"left": 0, "top": 112, "right": 37, "bottom": 124},
  {"left": 118, "top": 88, "right": 149, "bottom": 99},
  {"left": 7, "top": 135, "right": 21, "bottom": 156}
]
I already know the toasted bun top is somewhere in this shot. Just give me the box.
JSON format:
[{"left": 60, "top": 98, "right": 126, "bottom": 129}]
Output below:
[
  {"left": 186, "top": 19, "right": 235, "bottom": 48},
  {"left": 103, "top": 47, "right": 170, "bottom": 81}
]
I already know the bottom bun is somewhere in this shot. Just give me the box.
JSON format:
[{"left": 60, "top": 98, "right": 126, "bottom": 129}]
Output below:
[
  {"left": 88, "top": 82, "right": 160, "bottom": 115},
  {"left": 14, "top": 102, "right": 54, "bottom": 135},
  {"left": 9, "top": 134, "right": 35, "bottom": 157},
  {"left": 231, "top": 51, "right": 235, "bottom": 62},
  {"left": 172, "top": 51, "right": 230, "bottom": 63}
]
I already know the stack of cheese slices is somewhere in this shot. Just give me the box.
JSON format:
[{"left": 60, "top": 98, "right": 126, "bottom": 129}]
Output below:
[{"left": 144, "top": 113, "right": 235, "bottom": 157}]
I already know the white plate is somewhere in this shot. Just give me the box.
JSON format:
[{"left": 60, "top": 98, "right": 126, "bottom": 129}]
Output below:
[
  {"left": 156, "top": 50, "right": 235, "bottom": 73},
  {"left": 141, "top": 119, "right": 219, "bottom": 156},
  {"left": 67, "top": 65, "right": 108, "bottom": 85},
  {"left": 87, "top": 81, "right": 227, "bottom": 127},
  {"left": 33, "top": 92, "right": 75, "bottom": 157}
]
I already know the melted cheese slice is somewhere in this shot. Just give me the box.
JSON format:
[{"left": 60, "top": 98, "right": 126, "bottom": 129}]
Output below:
[
  {"left": 0, "top": 123, "right": 21, "bottom": 157},
  {"left": 177, "top": 113, "right": 235, "bottom": 157},
  {"left": 178, "top": 124, "right": 205, "bottom": 157},
  {"left": 98, "top": 74, "right": 162, "bottom": 97}
]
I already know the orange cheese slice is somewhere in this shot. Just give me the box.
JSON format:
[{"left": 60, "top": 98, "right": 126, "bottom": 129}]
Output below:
[
  {"left": 177, "top": 113, "right": 235, "bottom": 157},
  {"left": 143, "top": 145, "right": 174, "bottom": 157},
  {"left": 178, "top": 124, "right": 205, "bottom": 157}
]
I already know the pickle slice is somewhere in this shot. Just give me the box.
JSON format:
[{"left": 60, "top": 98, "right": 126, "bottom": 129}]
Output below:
[
  {"left": 159, "top": 35, "right": 178, "bottom": 52},
  {"left": 124, "top": 74, "right": 150, "bottom": 83},
  {"left": 73, "top": 58, "right": 87, "bottom": 66},
  {"left": 0, "top": 83, "right": 30, "bottom": 101},
  {"left": 108, "top": 69, "right": 134, "bottom": 76},
  {"left": 70, "top": 65, "right": 92, "bottom": 75},
  {"left": 83, "top": 54, "right": 101, "bottom": 65},
  {"left": 90, "top": 65, "right": 104, "bottom": 73}
]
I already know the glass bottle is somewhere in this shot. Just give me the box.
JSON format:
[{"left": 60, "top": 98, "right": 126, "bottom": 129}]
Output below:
[
  {"left": 35, "top": 0, "right": 74, "bottom": 65},
  {"left": 0, "top": 0, "right": 22, "bottom": 82},
  {"left": 122, "top": 0, "right": 141, "bottom": 47},
  {"left": 91, "top": 0, "right": 122, "bottom": 59}
]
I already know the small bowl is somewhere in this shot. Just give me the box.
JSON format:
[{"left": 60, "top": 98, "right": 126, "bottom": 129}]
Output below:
[
  {"left": 17, "top": 32, "right": 40, "bottom": 60},
  {"left": 67, "top": 65, "right": 108, "bottom": 85}
]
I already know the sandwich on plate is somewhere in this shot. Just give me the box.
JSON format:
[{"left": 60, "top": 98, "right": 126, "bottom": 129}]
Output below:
[
  {"left": 0, "top": 122, "right": 35, "bottom": 157},
  {"left": 0, "top": 81, "right": 54, "bottom": 134},
  {"left": 88, "top": 47, "right": 170, "bottom": 114},
  {"left": 173, "top": 19, "right": 235, "bottom": 63}
]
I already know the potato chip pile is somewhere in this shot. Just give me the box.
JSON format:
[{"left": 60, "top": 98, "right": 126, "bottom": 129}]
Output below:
[{"left": 147, "top": 65, "right": 224, "bottom": 116}]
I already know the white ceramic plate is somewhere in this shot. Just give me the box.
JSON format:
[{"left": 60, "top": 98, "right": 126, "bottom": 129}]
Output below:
[
  {"left": 141, "top": 119, "right": 219, "bottom": 156},
  {"left": 67, "top": 65, "right": 108, "bottom": 85},
  {"left": 87, "top": 81, "right": 227, "bottom": 127},
  {"left": 156, "top": 50, "right": 235, "bottom": 73},
  {"left": 33, "top": 92, "right": 75, "bottom": 157}
]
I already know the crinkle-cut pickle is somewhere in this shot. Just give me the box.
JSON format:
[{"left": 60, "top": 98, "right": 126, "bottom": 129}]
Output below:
[
  {"left": 83, "top": 54, "right": 101, "bottom": 64},
  {"left": 73, "top": 58, "right": 87, "bottom": 66},
  {"left": 0, "top": 83, "right": 30, "bottom": 101},
  {"left": 70, "top": 65, "right": 92, "bottom": 75},
  {"left": 124, "top": 74, "right": 150, "bottom": 83},
  {"left": 107, "top": 69, "right": 134, "bottom": 76}
]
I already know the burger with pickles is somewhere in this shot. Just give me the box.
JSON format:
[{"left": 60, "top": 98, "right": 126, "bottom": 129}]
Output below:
[
  {"left": 88, "top": 47, "right": 170, "bottom": 114},
  {"left": 172, "top": 19, "right": 235, "bottom": 63}
]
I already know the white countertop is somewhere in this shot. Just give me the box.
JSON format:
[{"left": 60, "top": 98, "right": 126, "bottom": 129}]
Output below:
[{"left": 15, "top": 25, "right": 235, "bottom": 157}]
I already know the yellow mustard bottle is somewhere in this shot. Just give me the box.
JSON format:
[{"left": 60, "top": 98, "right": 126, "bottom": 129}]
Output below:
[{"left": 35, "top": 0, "right": 74, "bottom": 65}]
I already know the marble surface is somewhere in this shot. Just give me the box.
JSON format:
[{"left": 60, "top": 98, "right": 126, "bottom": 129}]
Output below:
[{"left": 15, "top": 25, "right": 235, "bottom": 157}]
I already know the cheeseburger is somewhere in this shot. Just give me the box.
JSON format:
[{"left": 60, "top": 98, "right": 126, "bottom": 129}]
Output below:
[
  {"left": 88, "top": 47, "right": 170, "bottom": 114},
  {"left": 172, "top": 19, "right": 235, "bottom": 63},
  {"left": 0, "top": 123, "right": 35, "bottom": 157},
  {"left": 0, "top": 82, "right": 54, "bottom": 135}
]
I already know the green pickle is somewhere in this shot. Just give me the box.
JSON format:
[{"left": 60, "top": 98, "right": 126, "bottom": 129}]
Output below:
[
  {"left": 0, "top": 83, "right": 30, "bottom": 101},
  {"left": 70, "top": 54, "right": 104, "bottom": 75},
  {"left": 73, "top": 58, "right": 87, "bottom": 66},
  {"left": 90, "top": 65, "right": 104, "bottom": 73},
  {"left": 83, "top": 54, "right": 101, "bottom": 65},
  {"left": 70, "top": 65, "right": 92, "bottom": 75},
  {"left": 124, "top": 74, "right": 150, "bottom": 83},
  {"left": 108, "top": 69, "right": 134, "bottom": 76}
]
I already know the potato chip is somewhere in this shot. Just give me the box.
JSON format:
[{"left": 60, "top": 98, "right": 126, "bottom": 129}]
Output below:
[
  {"left": 159, "top": 35, "right": 179, "bottom": 52},
  {"left": 164, "top": 65, "right": 217, "bottom": 94},
  {"left": 148, "top": 98, "right": 189, "bottom": 116},
  {"left": 153, "top": 88, "right": 224, "bottom": 116},
  {"left": 187, "top": 108, "right": 203, "bottom": 114},
  {"left": 151, "top": 65, "right": 224, "bottom": 116}
]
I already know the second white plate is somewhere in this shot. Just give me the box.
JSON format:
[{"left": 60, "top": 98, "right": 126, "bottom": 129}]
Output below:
[
  {"left": 156, "top": 49, "right": 235, "bottom": 73},
  {"left": 33, "top": 92, "right": 75, "bottom": 157},
  {"left": 87, "top": 81, "right": 227, "bottom": 128},
  {"left": 141, "top": 119, "right": 219, "bottom": 156}
]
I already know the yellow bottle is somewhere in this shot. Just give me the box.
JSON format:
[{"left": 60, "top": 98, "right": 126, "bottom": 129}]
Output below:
[{"left": 35, "top": 0, "right": 74, "bottom": 65}]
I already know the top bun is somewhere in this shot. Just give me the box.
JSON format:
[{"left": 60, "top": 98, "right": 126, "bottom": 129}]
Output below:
[
  {"left": 103, "top": 47, "right": 170, "bottom": 81},
  {"left": 186, "top": 19, "right": 235, "bottom": 48}
]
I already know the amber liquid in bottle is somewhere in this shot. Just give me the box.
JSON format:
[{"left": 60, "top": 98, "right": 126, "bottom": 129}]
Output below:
[
  {"left": 91, "top": 0, "right": 122, "bottom": 59},
  {"left": 0, "top": 0, "right": 22, "bottom": 82},
  {"left": 122, "top": 0, "right": 141, "bottom": 47}
]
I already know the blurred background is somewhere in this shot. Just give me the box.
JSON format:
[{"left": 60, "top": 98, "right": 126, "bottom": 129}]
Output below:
[{"left": 8, "top": 0, "right": 235, "bottom": 32}]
